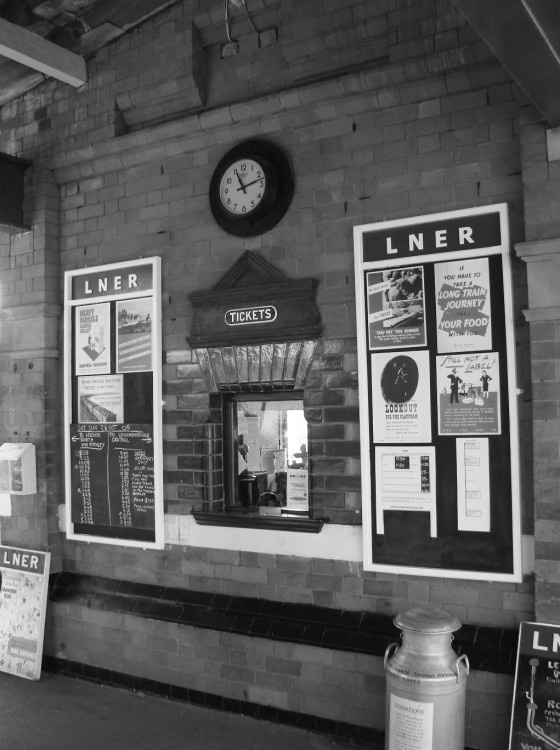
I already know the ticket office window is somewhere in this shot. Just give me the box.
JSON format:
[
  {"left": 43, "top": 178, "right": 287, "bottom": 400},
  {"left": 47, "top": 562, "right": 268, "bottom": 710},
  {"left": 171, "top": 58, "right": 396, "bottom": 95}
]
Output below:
[{"left": 224, "top": 392, "right": 309, "bottom": 516}]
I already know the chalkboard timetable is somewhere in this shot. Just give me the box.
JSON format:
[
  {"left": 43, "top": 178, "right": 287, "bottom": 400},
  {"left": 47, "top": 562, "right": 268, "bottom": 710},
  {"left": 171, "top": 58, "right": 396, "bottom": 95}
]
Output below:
[
  {"left": 70, "top": 424, "right": 155, "bottom": 541},
  {"left": 64, "top": 258, "right": 163, "bottom": 548}
]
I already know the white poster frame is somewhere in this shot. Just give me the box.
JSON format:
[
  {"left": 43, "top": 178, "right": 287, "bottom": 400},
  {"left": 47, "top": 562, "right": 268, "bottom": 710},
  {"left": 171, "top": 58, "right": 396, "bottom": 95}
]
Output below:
[
  {"left": 63, "top": 257, "right": 164, "bottom": 549},
  {"left": 354, "top": 203, "right": 522, "bottom": 581}
]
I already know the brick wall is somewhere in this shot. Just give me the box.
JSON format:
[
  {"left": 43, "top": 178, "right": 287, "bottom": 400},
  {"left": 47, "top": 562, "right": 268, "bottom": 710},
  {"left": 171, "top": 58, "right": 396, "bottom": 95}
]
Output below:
[{"left": 0, "top": 1, "right": 543, "bottom": 747}]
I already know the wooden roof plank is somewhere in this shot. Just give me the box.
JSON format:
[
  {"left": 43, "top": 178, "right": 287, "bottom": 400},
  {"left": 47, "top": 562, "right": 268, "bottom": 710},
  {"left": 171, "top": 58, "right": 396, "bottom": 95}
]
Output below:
[{"left": 0, "top": 17, "right": 87, "bottom": 87}]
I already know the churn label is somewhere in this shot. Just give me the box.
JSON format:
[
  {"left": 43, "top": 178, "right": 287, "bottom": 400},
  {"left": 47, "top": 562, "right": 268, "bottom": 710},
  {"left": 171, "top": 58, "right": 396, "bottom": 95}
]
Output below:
[{"left": 389, "top": 694, "right": 434, "bottom": 750}]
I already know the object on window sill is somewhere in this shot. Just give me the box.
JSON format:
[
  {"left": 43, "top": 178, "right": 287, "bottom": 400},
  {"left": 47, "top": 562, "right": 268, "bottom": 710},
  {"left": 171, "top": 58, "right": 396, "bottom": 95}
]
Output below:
[{"left": 258, "top": 491, "right": 282, "bottom": 516}]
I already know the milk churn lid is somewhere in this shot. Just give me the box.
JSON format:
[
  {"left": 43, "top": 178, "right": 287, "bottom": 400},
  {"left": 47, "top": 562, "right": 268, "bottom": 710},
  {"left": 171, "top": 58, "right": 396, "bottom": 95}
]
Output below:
[{"left": 394, "top": 607, "right": 461, "bottom": 634}]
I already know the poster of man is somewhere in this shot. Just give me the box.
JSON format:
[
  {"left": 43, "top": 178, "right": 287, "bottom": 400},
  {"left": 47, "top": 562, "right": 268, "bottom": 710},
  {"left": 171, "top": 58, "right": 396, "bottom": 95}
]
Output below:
[
  {"left": 436, "top": 353, "right": 501, "bottom": 435},
  {"left": 367, "top": 266, "right": 426, "bottom": 350}
]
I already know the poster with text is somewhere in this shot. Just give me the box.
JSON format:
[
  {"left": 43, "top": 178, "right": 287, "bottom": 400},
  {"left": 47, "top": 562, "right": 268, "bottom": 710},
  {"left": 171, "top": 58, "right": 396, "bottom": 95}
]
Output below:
[
  {"left": 367, "top": 266, "right": 426, "bottom": 350},
  {"left": 75, "top": 303, "right": 110, "bottom": 375},
  {"left": 436, "top": 352, "right": 501, "bottom": 435},
  {"left": 435, "top": 257, "right": 492, "bottom": 352},
  {"left": 509, "top": 622, "right": 560, "bottom": 749},
  {"left": 371, "top": 350, "right": 432, "bottom": 443},
  {"left": 375, "top": 446, "right": 437, "bottom": 536},
  {"left": 456, "top": 437, "right": 490, "bottom": 532},
  {"left": 116, "top": 298, "right": 153, "bottom": 373},
  {"left": 0, "top": 546, "right": 50, "bottom": 680},
  {"left": 78, "top": 374, "right": 124, "bottom": 423}
]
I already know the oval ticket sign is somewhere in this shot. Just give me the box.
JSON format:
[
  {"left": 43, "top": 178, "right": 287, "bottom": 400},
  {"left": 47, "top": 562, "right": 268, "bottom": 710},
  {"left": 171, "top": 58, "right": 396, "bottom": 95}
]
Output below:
[{"left": 225, "top": 306, "right": 277, "bottom": 326}]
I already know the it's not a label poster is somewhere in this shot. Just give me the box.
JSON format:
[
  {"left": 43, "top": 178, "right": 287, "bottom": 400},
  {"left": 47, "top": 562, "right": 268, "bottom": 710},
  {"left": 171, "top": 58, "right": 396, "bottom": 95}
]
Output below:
[{"left": 436, "top": 352, "right": 501, "bottom": 436}]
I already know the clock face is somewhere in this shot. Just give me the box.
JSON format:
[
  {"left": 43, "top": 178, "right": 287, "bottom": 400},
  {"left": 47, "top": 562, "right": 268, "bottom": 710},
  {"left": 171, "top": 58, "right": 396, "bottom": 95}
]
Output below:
[
  {"left": 209, "top": 140, "right": 294, "bottom": 237},
  {"left": 219, "top": 159, "right": 267, "bottom": 216}
]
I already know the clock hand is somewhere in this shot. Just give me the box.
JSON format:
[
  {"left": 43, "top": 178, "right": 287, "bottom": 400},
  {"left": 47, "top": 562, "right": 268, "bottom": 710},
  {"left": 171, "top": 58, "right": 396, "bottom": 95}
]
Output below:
[
  {"left": 236, "top": 177, "right": 264, "bottom": 191},
  {"left": 235, "top": 169, "right": 247, "bottom": 193}
]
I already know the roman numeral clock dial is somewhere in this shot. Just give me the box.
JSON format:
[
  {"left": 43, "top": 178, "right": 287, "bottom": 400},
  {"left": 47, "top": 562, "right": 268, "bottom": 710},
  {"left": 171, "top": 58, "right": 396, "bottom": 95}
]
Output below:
[{"left": 209, "top": 139, "right": 294, "bottom": 237}]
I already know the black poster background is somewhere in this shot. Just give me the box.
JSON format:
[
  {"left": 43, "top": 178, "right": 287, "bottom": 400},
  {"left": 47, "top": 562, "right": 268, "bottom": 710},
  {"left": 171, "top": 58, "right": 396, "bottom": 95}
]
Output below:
[{"left": 364, "top": 253, "right": 514, "bottom": 575}]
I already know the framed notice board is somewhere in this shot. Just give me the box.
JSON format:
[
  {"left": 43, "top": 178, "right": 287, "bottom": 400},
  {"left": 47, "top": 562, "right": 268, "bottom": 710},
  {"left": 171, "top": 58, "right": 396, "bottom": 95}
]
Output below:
[
  {"left": 64, "top": 257, "right": 164, "bottom": 548},
  {"left": 509, "top": 621, "right": 560, "bottom": 749},
  {"left": 354, "top": 204, "right": 522, "bottom": 581}
]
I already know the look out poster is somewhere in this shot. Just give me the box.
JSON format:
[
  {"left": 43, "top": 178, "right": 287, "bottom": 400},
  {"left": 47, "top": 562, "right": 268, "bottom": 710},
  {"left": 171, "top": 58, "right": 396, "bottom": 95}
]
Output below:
[
  {"left": 354, "top": 204, "right": 521, "bottom": 581},
  {"left": 0, "top": 546, "right": 50, "bottom": 680}
]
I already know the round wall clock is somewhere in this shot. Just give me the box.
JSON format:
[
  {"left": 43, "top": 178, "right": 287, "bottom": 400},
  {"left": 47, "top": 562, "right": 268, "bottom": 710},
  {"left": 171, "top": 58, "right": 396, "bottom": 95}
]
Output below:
[{"left": 209, "top": 139, "right": 294, "bottom": 237}]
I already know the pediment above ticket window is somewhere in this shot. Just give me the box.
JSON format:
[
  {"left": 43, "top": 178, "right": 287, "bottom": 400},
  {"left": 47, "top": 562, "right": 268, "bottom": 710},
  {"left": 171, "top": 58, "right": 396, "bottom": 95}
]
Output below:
[{"left": 187, "top": 252, "right": 321, "bottom": 392}]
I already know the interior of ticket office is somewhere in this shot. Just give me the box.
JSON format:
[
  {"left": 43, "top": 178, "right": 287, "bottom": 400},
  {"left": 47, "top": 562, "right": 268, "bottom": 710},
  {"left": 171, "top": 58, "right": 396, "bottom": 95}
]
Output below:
[{"left": 0, "top": 0, "right": 559, "bottom": 747}]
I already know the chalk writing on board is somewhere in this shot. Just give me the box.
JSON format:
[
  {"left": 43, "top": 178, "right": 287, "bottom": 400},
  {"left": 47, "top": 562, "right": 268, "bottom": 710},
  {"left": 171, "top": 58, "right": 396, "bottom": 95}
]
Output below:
[{"left": 70, "top": 423, "right": 155, "bottom": 536}]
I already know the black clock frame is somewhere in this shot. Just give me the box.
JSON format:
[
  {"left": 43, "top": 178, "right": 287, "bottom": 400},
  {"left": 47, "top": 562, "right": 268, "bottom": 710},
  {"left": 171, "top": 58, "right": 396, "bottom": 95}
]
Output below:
[{"left": 209, "top": 139, "right": 294, "bottom": 237}]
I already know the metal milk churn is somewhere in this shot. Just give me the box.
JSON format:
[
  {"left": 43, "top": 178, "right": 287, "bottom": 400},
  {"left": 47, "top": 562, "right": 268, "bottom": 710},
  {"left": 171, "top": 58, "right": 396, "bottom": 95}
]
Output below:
[{"left": 384, "top": 607, "right": 469, "bottom": 750}]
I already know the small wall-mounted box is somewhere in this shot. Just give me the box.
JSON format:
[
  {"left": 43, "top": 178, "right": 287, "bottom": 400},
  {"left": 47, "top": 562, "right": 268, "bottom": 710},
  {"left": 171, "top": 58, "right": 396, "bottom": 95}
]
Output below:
[{"left": 0, "top": 443, "right": 36, "bottom": 495}]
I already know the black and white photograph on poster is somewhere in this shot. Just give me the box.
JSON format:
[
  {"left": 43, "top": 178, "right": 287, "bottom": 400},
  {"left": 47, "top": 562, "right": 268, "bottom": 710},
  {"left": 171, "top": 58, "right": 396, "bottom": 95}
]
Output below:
[
  {"left": 366, "top": 266, "right": 426, "bottom": 350},
  {"left": 434, "top": 257, "right": 492, "bottom": 353},
  {"left": 371, "top": 350, "right": 431, "bottom": 443},
  {"left": 375, "top": 445, "right": 437, "bottom": 536},
  {"left": 436, "top": 352, "right": 501, "bottom": 435},
  {"left": 78, "top": 375, "right": 124, "bottom": 423},
  {"left": 116, "top": 298, "right": 153, "bottom": 373},
  {"left": 75, "top": 303, "right": 110, "bottom": 376}
]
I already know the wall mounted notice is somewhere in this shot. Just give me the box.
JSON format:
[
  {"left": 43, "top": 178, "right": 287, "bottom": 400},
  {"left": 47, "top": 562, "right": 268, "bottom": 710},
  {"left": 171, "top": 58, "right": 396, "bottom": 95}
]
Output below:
[
  {"left": 0, "top": 545, "right": 50, "bottom": 680},
  {"left": 64, "top": 258, "right": 163, "bottom": 549},
  {"left": 354, "top": 204, "right": 521, "bottom": 581},
  {"left": 388, "top": 694, "right": 433, "bottom": 750},
  {"left": 375, "top": 446, "right": 436, "bottom": 536},
  {"left": 371, "top": 350, "right": 431, "bottom": 443}
]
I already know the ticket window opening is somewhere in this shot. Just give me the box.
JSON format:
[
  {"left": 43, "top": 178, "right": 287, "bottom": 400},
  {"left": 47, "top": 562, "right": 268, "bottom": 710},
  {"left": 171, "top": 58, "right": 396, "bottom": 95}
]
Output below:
[
  {"left": 0, "top": 443, "right": 37, "bottom": 495},
  {"left": 226, "top": 393, "right": 309, "bottom": 514}
]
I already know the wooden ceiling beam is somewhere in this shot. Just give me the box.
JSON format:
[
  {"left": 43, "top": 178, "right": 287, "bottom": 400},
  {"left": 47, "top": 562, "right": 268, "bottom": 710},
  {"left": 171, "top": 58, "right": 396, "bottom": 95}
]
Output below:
[{"left": 0, "top": 17, "right": 87, "bottom": 87}]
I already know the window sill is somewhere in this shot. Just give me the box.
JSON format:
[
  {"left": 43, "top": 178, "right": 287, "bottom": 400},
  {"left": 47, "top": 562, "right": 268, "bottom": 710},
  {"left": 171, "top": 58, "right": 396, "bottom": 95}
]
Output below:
[{"left": 192, "top": 510, "right": 326, "bottom": 533}]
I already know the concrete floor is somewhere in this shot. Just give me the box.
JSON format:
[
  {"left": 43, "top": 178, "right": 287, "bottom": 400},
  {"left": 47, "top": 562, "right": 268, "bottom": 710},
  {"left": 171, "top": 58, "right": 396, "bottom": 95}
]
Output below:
[{"left": 0, "top": 671, "right": 362, "bottom": 750}]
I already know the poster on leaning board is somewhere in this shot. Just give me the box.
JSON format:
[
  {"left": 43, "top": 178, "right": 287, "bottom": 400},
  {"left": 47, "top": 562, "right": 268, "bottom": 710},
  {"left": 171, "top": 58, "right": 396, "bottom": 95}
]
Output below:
[
  {"left": 354, "top": 204, "right": 522, "bottom": 582},
  {"left": 509, "top": 621, "right": 560, "bottom": 749},
  {"left": 0, "top": 545, "right": 50, "bottom": 680},
  {"left": 63, "top": 258, "right": 164, "bottom": 549}
]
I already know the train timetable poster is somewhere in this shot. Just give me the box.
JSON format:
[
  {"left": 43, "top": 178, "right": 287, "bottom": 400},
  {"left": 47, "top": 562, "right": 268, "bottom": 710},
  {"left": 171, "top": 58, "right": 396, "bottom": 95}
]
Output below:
[
  {"left": 64, "top": 258, "right": 164, "bottom": 549},
  {"left": 354, "top": 204, "right": 522, "bottom": 581}
]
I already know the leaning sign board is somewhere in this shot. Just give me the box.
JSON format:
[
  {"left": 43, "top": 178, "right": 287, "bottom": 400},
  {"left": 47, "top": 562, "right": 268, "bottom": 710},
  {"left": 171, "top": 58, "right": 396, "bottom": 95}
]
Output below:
[
  {"left": 0, "top": 545, "right": 50, "bottom": 680},
  {"left": 354, "top": 203, "right": 522, "bottom": 581},
  {"left": 64, "top": 258, "right": 164, "bottom": 548},
  {"left": 509, "top": 621, "right": 560, "bottom": 749}
]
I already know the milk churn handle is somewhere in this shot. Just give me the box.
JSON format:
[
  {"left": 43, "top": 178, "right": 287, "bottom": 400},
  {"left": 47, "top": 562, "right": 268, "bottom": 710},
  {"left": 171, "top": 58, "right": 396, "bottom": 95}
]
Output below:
[
  {"left": 384, "top": 642, "right": 399, "bottom": 669},
  {"left": 454, "top": 653, "right": 470, "bottom": 682}
]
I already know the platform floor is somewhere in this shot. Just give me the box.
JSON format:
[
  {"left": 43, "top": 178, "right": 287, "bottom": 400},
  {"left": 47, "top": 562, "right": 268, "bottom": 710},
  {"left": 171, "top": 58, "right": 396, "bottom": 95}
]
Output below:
[{"left": 0, "top": 670, "right": 361, "bottom": 750}]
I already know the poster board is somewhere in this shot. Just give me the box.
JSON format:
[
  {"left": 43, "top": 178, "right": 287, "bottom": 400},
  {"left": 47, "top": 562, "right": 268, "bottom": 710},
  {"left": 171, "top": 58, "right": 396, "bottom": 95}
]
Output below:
[
  {"left": 0, "top": 545, "right": 50, "bottom": 680},
  {"left": 64, "top": 258, "right": 164, "bottom": 548},
  {"left": 354, "top": 204, "right": 522, "bottom": 581},
  {"left": 509, "top": 621, "right": 560, "bottom": 749}
]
